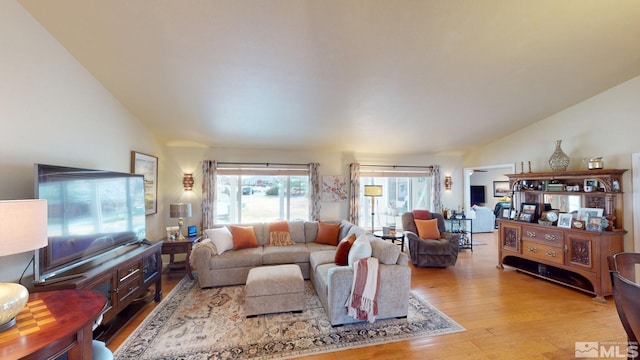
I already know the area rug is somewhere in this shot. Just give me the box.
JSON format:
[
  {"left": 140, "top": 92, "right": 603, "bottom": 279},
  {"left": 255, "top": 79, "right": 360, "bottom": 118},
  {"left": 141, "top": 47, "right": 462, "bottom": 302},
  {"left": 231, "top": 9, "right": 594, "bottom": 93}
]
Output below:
[{"left": 114, "top": 277, "right": 464, "bottom": 360}]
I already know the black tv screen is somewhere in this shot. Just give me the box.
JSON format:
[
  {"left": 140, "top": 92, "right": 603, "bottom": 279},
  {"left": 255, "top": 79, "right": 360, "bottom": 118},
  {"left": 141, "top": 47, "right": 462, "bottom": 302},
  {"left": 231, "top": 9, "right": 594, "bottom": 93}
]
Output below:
[
  {"left": 34, "top": 164, "right": 146, "bottom": 282},
  {"left": 470, "top": 185, "right": 486, "bottom": 204}
]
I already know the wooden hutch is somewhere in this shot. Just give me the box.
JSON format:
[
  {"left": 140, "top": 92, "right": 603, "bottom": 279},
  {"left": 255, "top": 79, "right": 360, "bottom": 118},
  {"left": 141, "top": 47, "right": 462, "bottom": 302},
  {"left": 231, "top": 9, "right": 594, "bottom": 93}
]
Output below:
[{"left": 497, "top": 169, "right": 627, "bottom": 303}]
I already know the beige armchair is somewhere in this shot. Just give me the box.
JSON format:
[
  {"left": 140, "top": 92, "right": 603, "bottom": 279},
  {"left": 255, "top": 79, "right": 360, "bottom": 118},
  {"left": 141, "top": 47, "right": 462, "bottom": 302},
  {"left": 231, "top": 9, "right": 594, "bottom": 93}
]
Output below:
[{"left": 401, "top": 212, "right": 460, "bottom": 268}]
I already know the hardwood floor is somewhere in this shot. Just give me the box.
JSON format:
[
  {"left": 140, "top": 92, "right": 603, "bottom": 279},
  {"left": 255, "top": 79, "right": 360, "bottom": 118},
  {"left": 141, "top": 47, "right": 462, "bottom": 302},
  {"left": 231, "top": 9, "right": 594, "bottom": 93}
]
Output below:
[{"left": 107, "top": 232, "right": 627, "bottom": 359}]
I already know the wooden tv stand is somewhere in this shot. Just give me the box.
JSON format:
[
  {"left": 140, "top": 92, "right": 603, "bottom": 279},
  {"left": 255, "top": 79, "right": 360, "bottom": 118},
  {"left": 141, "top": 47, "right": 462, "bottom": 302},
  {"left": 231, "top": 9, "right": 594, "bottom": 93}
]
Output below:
[{"left": 31, "top": 242, "right": 163, "bottom": 342}]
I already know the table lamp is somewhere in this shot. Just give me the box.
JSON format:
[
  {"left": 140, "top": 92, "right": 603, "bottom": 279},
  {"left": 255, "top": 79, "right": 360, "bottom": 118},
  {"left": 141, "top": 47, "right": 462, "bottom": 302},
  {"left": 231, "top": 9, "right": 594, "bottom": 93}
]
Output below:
[
  {"left": 170, "top": 203, "right": 192, "bottom": 240},
  {"left": 364, "top": 185, "right": 383, "bottom": 233},
  {"left": 0, "top": 199, "right": 48, "bottom": 332}
]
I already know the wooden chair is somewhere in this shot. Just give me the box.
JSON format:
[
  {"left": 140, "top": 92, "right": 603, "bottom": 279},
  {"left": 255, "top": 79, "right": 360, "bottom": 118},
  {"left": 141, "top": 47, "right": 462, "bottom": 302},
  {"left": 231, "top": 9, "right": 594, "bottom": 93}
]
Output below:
[{"left": 607, "top": 252, "right": 640, "bottom": 358}]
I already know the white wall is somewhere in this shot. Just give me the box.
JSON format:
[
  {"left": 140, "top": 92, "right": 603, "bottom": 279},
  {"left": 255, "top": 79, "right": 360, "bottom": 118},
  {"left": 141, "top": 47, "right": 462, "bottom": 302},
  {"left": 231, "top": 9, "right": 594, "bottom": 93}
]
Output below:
[
  {"left": 0, "top": 1, "right": 162, "bottom": 282},
  {"left": 465, "top": 75, "right": 640, "bottom": 251}
]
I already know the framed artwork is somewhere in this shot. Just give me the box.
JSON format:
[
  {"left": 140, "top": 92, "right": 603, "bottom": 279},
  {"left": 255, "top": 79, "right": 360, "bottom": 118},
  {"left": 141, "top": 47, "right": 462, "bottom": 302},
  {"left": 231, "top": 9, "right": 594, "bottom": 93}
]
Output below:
[
  {"left": 509, "top": 209, "right": 517, "bottom": 219},
  {"left": 501, "top": 208, "right": 511, "bottom": 219},
  {"left": 577, "top": 207, "right": 603, "bottom": 222},
  {"left": 131, "top": 151, "right": 158, "bottom": 215},
  {"left": 321, "top": 176, "right": 347, "bottom": 202},
  {"left": 557, "top": 213, "right": 573, "bottom": 229},
  {"left": 493, "top": 181, "right": 510, "bottom": 197},
  {"left": 586, "top": 216, "right": 603, "bottom": 232},
  {"left": 166, "top": 226, "right": 179, "bottom": 240}
]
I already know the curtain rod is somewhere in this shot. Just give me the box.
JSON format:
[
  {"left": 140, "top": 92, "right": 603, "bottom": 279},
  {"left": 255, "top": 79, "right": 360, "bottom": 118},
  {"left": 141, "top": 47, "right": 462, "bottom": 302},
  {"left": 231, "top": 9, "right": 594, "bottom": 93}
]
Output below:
[
  {"left": 217, "top": 162, "right": 311, "bottom": 167},
  {"left": 360, "top": 164, "right": 434, "bottom": 169}
]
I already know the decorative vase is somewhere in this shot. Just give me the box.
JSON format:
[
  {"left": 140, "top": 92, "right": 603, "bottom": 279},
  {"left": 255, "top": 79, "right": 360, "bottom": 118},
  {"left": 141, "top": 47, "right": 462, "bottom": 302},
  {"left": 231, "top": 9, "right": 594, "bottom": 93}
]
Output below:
[{"left": 548, "top": 140, "right": 570, "bottom": 171}]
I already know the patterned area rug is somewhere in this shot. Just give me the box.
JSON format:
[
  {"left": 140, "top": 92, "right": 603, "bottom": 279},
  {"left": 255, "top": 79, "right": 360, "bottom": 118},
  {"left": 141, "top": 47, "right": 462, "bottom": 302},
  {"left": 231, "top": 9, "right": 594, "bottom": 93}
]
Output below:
[{"left": 114, "top": 277, "right": 464, "bottom": 359}]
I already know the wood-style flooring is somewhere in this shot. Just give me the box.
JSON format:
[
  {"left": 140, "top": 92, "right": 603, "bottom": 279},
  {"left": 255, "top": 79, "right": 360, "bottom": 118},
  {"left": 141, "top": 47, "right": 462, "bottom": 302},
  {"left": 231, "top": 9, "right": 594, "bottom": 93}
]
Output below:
[{"left": 107, "top": 231, "right": 627, "bottom": 359}]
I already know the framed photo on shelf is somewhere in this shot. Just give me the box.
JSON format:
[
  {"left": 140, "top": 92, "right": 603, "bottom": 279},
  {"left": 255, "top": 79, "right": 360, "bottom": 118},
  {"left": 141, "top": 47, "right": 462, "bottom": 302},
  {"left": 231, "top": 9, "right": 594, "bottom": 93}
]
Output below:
[
  {"left": 509, "top": 209, "right": 517, "bottom": 220},
  {"left": 572, "top": 219, "right": 586, "bottom": 230},
  {"left": 586, "top": 216, "right": 603, "bottom": 232},
  {"left": 577, "top": 207, "right": 603, "bottom": 222},
  {"left": 518, "top": 212, "right": 533, "bottom": 223},
  {"left": 166, "top": 226, "right": 179, "bottom": 240},
  {"left": 500, "top": 208, "right": 511, "bottom": 219},
  {"left": 520, "top": 203, "right": 538, "bottom": 214},
  {"left": 131, "top": 151, "right": 158, "bottom": 215},
  {"left": 557, "top": 213, "right": 573, "bottom": 229}
]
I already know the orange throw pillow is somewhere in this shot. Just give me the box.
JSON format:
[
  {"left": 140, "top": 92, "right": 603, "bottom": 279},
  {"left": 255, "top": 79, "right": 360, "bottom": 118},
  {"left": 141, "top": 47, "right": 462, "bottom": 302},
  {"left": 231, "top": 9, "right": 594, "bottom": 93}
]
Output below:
[
  {"left": 315, "top": 221, "right": 340, "bottom": 246},
  {"left": 229, "top": 225, "right": 259, "bottom": 250},
  {"left": 334, "top": 233, "right": 357, "bottom": 266},
  {"left": 415, "top": 219, "right": 441, "bottom": 239},
  {"left": 268, "top": 220, "right": 289, "bottom": 233}
]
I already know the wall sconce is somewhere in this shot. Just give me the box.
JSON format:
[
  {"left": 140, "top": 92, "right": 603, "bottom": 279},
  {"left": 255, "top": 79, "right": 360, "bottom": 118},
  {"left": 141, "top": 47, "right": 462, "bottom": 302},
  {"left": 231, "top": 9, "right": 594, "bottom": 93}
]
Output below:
[
  {"left": 444, "top": 176, "right": 452, "bottom": 190},
  {"left": 183, "top": 173, "right": 194, "bottom": 191}
]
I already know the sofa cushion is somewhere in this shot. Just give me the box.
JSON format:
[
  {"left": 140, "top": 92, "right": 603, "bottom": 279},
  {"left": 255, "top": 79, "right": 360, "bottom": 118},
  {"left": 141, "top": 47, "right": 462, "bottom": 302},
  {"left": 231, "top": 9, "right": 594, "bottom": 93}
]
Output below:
[
  {"left": 208, "top": 247, "right": 263, "bottom": 270},
  {"left": 262, "top": 244, "right": 310, "bottom": 264},
  {"left": 309, "top": 250, "right": 337, "bottom": 273},
  {"left": 288, "top": 220, "right": 306, "bottom": 243},
  {"left": 334, "top": 233, "right": 357, "bottom": 266},
  {"left": 370, "top": 237, "right": 401, "bottom": 265},
  {"left": 315, "top": 221, "right": 340, "bottom": 246},
  {"left": 204, "top": 226, "right": 233, "bottom": 255},
  {"left": 229, "top": 225, "right": 259, "bottom": 250},
  {"left": 415, "top": 219, "right": 441, "bottom": 239},
  {"left": 348, "top": 234, "right": 372, "bottom": 266},
  {"left": 268, "top": 231, "right": 295, "bottom": 246}
]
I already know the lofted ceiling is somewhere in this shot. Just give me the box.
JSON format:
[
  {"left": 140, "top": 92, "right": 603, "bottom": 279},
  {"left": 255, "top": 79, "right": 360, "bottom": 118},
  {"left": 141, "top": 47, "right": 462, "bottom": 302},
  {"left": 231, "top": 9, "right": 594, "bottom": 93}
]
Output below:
[{"left": 18, "top": 0, "right": 640, "bottom": 155}]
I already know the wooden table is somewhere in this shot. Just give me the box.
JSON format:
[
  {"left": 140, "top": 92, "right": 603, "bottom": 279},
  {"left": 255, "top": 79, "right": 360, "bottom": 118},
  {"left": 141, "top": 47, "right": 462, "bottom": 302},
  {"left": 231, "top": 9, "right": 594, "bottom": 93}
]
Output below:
[
  {"left": 161, "top": 236, "right": 198, "bottom": 279},
  {"left": 0, "top": 289, "right": 107, "bottom": 360}
]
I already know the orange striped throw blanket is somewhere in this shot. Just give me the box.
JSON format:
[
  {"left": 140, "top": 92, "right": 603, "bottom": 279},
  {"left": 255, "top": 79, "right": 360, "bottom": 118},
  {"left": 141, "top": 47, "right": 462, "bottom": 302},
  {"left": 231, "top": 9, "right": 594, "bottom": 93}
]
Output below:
[{"left": 345, "top": 257, "right": 380, "bottom": 323}]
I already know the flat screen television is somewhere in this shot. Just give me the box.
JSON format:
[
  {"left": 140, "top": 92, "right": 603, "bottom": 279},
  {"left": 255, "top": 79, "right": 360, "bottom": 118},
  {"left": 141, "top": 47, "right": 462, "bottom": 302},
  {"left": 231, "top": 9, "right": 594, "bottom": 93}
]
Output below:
[
  {"left": 470, "top": 185, "right": 486, "bottom": 205},
  {"left": 34, "top": 164, "right": 146, "bottom": 283}
]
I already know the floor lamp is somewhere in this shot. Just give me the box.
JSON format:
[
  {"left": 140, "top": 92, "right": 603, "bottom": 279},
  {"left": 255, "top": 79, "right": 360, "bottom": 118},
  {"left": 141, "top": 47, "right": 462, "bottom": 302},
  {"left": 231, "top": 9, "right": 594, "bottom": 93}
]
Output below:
[{"left": 364, "top": 185, "right": 383, "bottom": 233}]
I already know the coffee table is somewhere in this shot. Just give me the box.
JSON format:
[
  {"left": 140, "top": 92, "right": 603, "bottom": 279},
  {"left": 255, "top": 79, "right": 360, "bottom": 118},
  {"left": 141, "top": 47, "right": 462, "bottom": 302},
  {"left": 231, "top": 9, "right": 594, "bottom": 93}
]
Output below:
[{"left": 373, "top": 230, "right": 405, "bottom": 250}]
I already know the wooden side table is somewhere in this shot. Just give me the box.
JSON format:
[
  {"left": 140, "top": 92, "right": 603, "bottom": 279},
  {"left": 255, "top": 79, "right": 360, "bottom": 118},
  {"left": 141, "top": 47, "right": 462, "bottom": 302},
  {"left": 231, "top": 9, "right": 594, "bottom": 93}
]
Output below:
[
  {"left": 161, "top": 236, "right": 198, "bottom": 280},
  {"left": 0, "top": 289, "right": 106, "bottom": 360}
]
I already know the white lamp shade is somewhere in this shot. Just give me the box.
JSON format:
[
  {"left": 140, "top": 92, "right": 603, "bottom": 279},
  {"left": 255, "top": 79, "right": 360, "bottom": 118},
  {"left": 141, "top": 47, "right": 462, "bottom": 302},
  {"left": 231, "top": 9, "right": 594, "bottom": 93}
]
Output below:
[
  {"left": 364, "top": 185, "right": 383, "bottom": 197},
  {"left": 170, "top": 203, "right": 192, "bottom": 218},
  {"left": 0, "top": 199, "right": 48, "bottom": 257}
]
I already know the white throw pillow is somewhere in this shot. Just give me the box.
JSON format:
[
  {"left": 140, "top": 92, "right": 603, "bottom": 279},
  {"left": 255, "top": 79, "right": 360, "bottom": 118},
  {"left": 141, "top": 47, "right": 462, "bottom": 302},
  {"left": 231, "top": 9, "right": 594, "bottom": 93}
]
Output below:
[
  {"left": 204, "top": 227, "right": 233, "bottom": 255},
  {"left": 348, "top": 234, "right": 372, "bottom": 267}
]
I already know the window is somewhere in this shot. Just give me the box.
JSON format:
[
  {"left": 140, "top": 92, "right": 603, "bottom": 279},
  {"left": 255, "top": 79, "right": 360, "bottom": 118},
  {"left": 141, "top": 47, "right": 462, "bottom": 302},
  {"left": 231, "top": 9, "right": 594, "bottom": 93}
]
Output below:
[
  {"left": 360, "top": 172, "right": 432, "bottom": 231},
  {"left": 215, "top": 165, "right": 309, "bottom": 224}
]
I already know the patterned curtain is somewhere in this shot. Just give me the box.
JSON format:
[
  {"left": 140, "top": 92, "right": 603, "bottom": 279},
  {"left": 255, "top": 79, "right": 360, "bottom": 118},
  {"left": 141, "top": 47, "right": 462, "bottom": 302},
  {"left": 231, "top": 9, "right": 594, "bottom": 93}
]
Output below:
[
  {"left": 431, "top": 165, "right": 442, "bottom": 213},
  {"left": 348, "top": 163, "right": 360, "bottom": 224},
  {"left": 201, "top": 160, "right": 217, "bottom": 230},
  {"left": 309, "top": 162, "right": 321, "bottom": 221}
]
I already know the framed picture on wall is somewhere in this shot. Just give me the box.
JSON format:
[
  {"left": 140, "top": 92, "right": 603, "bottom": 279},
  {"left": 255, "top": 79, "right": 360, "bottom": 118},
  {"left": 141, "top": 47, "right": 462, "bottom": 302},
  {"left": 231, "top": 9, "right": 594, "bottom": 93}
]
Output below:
[
  {"left": 493, "top": 181, "right": 510, "bottom": 197},
  {"left": 131, "top": 151, "right": 158, "bottom": 215}
]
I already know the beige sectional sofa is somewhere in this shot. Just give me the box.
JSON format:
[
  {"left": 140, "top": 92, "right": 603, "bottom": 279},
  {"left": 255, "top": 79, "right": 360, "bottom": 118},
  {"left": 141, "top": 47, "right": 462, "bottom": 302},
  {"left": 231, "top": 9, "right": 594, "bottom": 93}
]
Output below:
[{"left": 191, "top": 219, "right": 412, "bottom": 326}]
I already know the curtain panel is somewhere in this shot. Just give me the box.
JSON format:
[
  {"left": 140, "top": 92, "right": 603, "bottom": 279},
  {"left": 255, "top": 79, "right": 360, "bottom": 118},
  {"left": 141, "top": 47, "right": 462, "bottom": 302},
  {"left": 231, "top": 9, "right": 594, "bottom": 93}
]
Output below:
[
  {"left": 201, "top": 160, "right": 217, "bottom": 230},
  {"left": 349, "top": 163, "right": 360, "bottom": 224}
]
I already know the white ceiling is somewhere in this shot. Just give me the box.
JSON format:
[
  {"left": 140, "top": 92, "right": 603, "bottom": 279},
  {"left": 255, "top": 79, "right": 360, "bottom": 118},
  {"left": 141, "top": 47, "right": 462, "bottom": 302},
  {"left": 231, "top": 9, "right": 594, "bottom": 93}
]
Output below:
[{"left": 19, "top": 0, "right": 640, "bottom": 155}]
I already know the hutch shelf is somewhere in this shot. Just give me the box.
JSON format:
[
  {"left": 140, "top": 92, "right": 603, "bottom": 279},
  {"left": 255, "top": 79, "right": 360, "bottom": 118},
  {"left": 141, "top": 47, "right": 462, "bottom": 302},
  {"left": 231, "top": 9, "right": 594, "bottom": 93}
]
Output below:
[{"left": 497, "top": 169, "right": 627, "bottom": 303}]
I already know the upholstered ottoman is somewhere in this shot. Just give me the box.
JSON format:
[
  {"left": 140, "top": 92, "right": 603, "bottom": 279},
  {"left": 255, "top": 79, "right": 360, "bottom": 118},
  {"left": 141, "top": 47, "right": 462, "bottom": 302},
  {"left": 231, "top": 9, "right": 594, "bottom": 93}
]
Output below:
[{"left": 245, "top": 264, "right": 304, "bottom": 317}]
